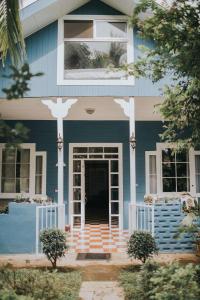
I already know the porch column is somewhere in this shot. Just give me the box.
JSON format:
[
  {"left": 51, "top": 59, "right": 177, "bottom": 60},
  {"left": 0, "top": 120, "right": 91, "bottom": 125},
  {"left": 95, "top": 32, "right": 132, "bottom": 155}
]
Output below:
[
  {"left": 114, "top": 97, "right": 136, "bottom": 230},
  {"left": 42, "top": 98, "right": 78, "bottom": 229}
]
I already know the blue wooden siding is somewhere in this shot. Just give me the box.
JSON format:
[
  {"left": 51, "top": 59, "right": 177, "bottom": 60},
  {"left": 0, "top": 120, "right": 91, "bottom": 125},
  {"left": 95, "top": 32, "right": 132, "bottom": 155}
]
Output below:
[
  {"left": 0, "top": 0, "right": 169, "bottom": 98},
  {"left": 1, "top": 120, "right": 163, "bottom": 229}
]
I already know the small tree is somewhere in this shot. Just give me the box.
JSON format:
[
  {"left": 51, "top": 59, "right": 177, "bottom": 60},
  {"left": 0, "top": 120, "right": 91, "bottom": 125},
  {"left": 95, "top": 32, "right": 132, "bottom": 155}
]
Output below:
[
  {"left": 40, "top": 229, "right": 68, "bottom": 269},
  {"left": 127, "top": 231, "right": 158, "bottom": 263}
]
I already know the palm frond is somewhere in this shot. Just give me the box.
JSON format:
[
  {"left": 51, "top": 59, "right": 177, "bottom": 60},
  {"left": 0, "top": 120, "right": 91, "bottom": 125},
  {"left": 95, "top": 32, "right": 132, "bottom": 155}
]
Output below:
[{"left": 0, "top": 0, "right": 25, "bottom": 66}]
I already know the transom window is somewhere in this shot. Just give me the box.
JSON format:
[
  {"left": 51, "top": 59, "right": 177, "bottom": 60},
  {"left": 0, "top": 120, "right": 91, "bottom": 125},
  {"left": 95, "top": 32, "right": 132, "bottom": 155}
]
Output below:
[{"left": 57, "top": 16, "right": 134, "bottom": 85}]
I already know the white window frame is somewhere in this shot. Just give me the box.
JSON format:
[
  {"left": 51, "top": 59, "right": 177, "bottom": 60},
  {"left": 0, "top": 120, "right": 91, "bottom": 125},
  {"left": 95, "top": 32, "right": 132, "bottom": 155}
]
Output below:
[
  {"left": 0, "top": 143, "right": 47, "bottom": 199},
  {"left": 57, "top": 15, "right": 134, "bottom": 86},
  {"left": 145, "top": 151, "right": 157, "bottom": 195},
  {"left": 35, "top": 151, "right": 47, "bottom": 196},
  {"left": 145, "top": 143, "right": 198, "bottom": 197}
]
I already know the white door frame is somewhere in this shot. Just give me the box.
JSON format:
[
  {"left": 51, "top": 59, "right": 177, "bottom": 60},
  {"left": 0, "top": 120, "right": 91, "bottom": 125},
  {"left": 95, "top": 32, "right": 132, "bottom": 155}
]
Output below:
[{"left": 69, "top": 143, "right": 123, "bottom": 230}]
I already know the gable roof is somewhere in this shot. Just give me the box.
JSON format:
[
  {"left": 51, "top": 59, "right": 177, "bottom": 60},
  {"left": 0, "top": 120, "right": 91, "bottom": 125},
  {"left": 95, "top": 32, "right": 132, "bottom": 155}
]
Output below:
[{"left": 20, "top": 0, "right": 137, "bottom": 37}]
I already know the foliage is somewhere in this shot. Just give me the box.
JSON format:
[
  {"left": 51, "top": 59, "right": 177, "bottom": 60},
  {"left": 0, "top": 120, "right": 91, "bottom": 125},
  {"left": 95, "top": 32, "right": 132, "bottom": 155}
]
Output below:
[
  {"left": 120, "top": 261, "right": 200, "bottom": 300},
  {"left": 127, "top": 231, "right": 158, "bottom": 263},
  {"left": 126, "top": 0, "right": 200, "bottom": 148},
  {"left": 40, "top": 229, "right": 68, "bottom": 269},
  {"left": 2, "top": 64, "right": 43, "bottom": 99},
  {"left": 0, "top": 0, "right": 25, "bottom": 66},
  {"left": 0, "top": 268, "right": 81, "bottom": 300}
]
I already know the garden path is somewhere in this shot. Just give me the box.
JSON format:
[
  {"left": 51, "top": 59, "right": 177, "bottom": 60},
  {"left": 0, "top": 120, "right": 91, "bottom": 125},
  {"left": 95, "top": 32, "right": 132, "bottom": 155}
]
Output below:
[{"left": 79, "top": 281, "right": 124, "bottom": 300}]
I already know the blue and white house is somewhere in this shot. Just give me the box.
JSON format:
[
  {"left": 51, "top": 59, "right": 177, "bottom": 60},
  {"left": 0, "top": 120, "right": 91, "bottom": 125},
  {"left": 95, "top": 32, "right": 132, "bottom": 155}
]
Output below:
[{"left": 0, "top": 0, "right": 199, "bottom": 254}]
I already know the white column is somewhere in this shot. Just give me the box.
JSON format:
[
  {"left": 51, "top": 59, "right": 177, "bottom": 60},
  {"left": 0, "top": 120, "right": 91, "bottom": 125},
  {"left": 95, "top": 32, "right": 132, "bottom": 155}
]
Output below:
[
  {"left": 42, "top": 98, "right": 78, "bottom": 229},
  {"left": 129, "top": 97, "right": 136, "bottom": 205},
  {"left": 114, "top": 97, "right": 136, "bottom": 231}
]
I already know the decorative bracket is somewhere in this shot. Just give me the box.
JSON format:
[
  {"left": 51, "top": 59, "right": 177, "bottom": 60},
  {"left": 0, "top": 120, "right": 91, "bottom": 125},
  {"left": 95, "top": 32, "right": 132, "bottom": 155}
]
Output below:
[
  {"left": 114, "top": 98, "right": 130, "bottom": 118},
  {"left": 41, "top": 98, "right": 78, "bottom": 119}
]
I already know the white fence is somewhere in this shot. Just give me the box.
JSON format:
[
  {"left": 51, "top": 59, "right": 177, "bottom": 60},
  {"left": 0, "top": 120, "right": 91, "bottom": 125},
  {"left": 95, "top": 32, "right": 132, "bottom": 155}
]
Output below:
[
  {"left": 36, "top": 204, "right": 65, "bottom": 254},
  {"left": 129, "top": 203, "right": 154, "bottom": 236}
]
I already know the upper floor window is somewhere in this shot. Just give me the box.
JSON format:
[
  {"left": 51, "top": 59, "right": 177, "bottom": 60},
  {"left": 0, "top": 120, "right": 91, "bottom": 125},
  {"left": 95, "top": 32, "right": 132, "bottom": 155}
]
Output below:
[{"left": 57, "top": 16, "right": 134, "bottom": 85}]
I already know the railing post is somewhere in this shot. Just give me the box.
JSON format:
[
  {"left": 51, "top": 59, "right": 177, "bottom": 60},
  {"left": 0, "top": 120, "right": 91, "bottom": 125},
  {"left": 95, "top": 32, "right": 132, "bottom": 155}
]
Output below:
[{"left": 35, "top": 206, "right": 39, "bottom": 255}]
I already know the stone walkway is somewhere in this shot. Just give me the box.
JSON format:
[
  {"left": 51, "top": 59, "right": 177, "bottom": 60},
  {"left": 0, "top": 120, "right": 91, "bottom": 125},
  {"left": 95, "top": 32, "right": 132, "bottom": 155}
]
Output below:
[{"left": 79, "top": 281, "right": 124, "bottom": 300}]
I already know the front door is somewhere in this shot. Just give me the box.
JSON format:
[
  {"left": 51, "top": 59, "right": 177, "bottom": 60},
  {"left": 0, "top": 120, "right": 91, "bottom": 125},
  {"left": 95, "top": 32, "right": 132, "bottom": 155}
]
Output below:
[
  {"left": 69, "top": 144, "right": 123, "bottom": 230},
  {"left": 85, "top": 160, "right": 109, "bottom": 224}
]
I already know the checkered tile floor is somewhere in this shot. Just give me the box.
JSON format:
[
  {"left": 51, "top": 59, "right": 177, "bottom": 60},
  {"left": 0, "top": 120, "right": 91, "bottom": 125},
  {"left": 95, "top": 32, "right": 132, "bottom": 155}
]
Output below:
[{"left": 67, "top": 223, "right": 129, "bottom": 253}]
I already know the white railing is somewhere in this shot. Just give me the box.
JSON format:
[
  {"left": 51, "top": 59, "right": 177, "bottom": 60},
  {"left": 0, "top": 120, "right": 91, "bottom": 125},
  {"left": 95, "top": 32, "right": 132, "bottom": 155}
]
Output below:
[
  {"left": 36, "top": 204, "right": 65, "bottom": 254},
  {"left": 129, "top": 203, "right": 154, "bottom": 236}
]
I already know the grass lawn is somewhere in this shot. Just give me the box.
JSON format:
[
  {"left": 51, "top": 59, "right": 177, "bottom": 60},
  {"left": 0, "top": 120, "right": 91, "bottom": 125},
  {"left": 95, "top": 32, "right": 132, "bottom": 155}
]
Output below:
[{"left": 0, "top": 267, "right": 82, "bottom": 300}]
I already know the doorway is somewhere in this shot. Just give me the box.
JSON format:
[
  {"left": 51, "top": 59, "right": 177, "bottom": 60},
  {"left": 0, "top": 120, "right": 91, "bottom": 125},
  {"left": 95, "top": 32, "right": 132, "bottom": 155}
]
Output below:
[
  {"left": 69, "top": 143, "right": 123, "bottom": 230},
  {"left": 85, "top": 160, "right": 109, "bottom": 224}
]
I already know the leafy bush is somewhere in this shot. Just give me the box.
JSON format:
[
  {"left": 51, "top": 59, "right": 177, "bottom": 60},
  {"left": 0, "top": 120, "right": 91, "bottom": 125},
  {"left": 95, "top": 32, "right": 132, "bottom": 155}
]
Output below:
[
  {"left": 0, "top": 268, "right": 81, "bottom": 300},
  {"left": 127, "top": 231, "right": 158, "bottom": 263},
  {"left": 120, "top": 261, "right": 200, "bottom": 300},
  {"left": 40, "top": 229, "right": 68, "bottom": 268},
  {"left": 120, "top": 260, "right": 159, "bottom": 300}
]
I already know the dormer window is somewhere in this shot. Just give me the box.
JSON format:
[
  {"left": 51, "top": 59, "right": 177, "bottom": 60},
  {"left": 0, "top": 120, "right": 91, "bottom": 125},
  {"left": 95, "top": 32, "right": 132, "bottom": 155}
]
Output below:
[{"left": 57, "top": 16, "right": 134, "bottom": 85}]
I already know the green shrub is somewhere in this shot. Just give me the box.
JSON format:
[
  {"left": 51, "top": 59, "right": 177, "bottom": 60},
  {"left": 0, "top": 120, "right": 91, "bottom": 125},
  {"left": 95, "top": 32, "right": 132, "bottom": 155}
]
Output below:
[
  {"left": 150, "top": 263, "right": 200, "bottom": 300},
  {"left": 40, "top": 229, "right": 68, "bottom": 268},
  {"left": 0, "top": 290, "right": 33, "bottom": 300},
  {"left": 0, "top": 268, "right": 81, "bottom": 300},
  {"left": 120, "top": 262, "right": 200, "bottom": 300},
  {"left": 127, "top": 231, "right": 158, "bottom": 263},
  {"left": 120, "top": 260, "right": 159, "bottom": 300}
]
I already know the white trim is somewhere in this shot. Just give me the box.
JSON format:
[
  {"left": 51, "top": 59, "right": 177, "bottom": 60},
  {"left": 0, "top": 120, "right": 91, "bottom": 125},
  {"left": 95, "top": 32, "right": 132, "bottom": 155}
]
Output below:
[
  {"left": 68, "top": 143, "right": 123, "bottom": 230},
  {"left": 35, "top": 151, "right": 47, "bottom": 196},
  {"left": 57, "top": 15, "right": 134, "bottom": 86}
]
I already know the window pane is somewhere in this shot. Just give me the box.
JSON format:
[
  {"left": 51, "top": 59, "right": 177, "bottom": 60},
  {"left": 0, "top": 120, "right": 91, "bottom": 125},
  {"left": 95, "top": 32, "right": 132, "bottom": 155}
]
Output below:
[
  {"left": 16, "top": 178, "right": 29, "bottom": 193},
  {"left": 111, "top": 216, "right": 119, "bottom": 227},
  {"left": 163, "top": 178, "right": 176, "bottom": 192},
  {"left": 1, "top": 179, "right": 15, "bottom": 193},
  {"left": 73, "top": 202, "right": 81, "bottom": 214},
  {"left": 150, "top": 175, "right": 157, "bottom": 194},
  {"left": 162, "top": 148, "right": 175, "bottom": 162},
  {"left": 2, "top": 149, "right": 16, "bottom": 163},
  {"left": 35, "top": 176, "right": 42, "bottom": 194},
  {"left": 96, "top": 21, "right": 127, "bottom": 38},
  {"left": 64, "top": 41, "right": 127, "bottom": 80},
  {"left": 111, "top": 202, "right": 119, "bottom": 214},
  {"left": 19, "top": 149, "right": 30, "bottom": 163},
  {"left": 73, "top": 147, "right": 88, "bottom": 153},
  {"left": 73, "top": 160, "right": 81, "bottom": 172},
  {"left": 111, "top": 174, "right": 118, "bottom": 186},
  {"left": 177, "top": 178, "right": 190, "bottom": 192},
  {"left": 73, "top": 216, "right": 81, "bottom": 227},
  {"left": 73, "top": 188, "right": 81, "bottom": 200},
  {"left": 149, "top": 155, "right": 156, "bottom": 174},
  {"left": 111, "top": 160, "right": 118, "bottom": 172},
  {"left": 111, "top": 188, "right": 119, "bottom": 200},
  {"left": 64, "top": 20, "right": 93, "bottom": 38},
  {"left": 2, "top": 164, "right": 15, "bottom": 178},
  {"left": 176, "top": 150, "right": 189, "bottom": 162},
  {"left": 104, "top": 147, "right": 118, "bottom": 153},
  {"left": 162, "top": 163, "right": 175, "bottom": 177},
  {"left": 73, "top": 174, "right": 81, "bottom": 187},
  {"left": 19, "top": 164, "right": 29, "bottom": 178},
  {"left": 36, "top": 156, "right": 43, "bottom": 174},
  {"left": 177, "top": 163, "right": 189, "bottom": 177},
  {"left": 89, "top": 147, "right": 103, "bottom": 153}
]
